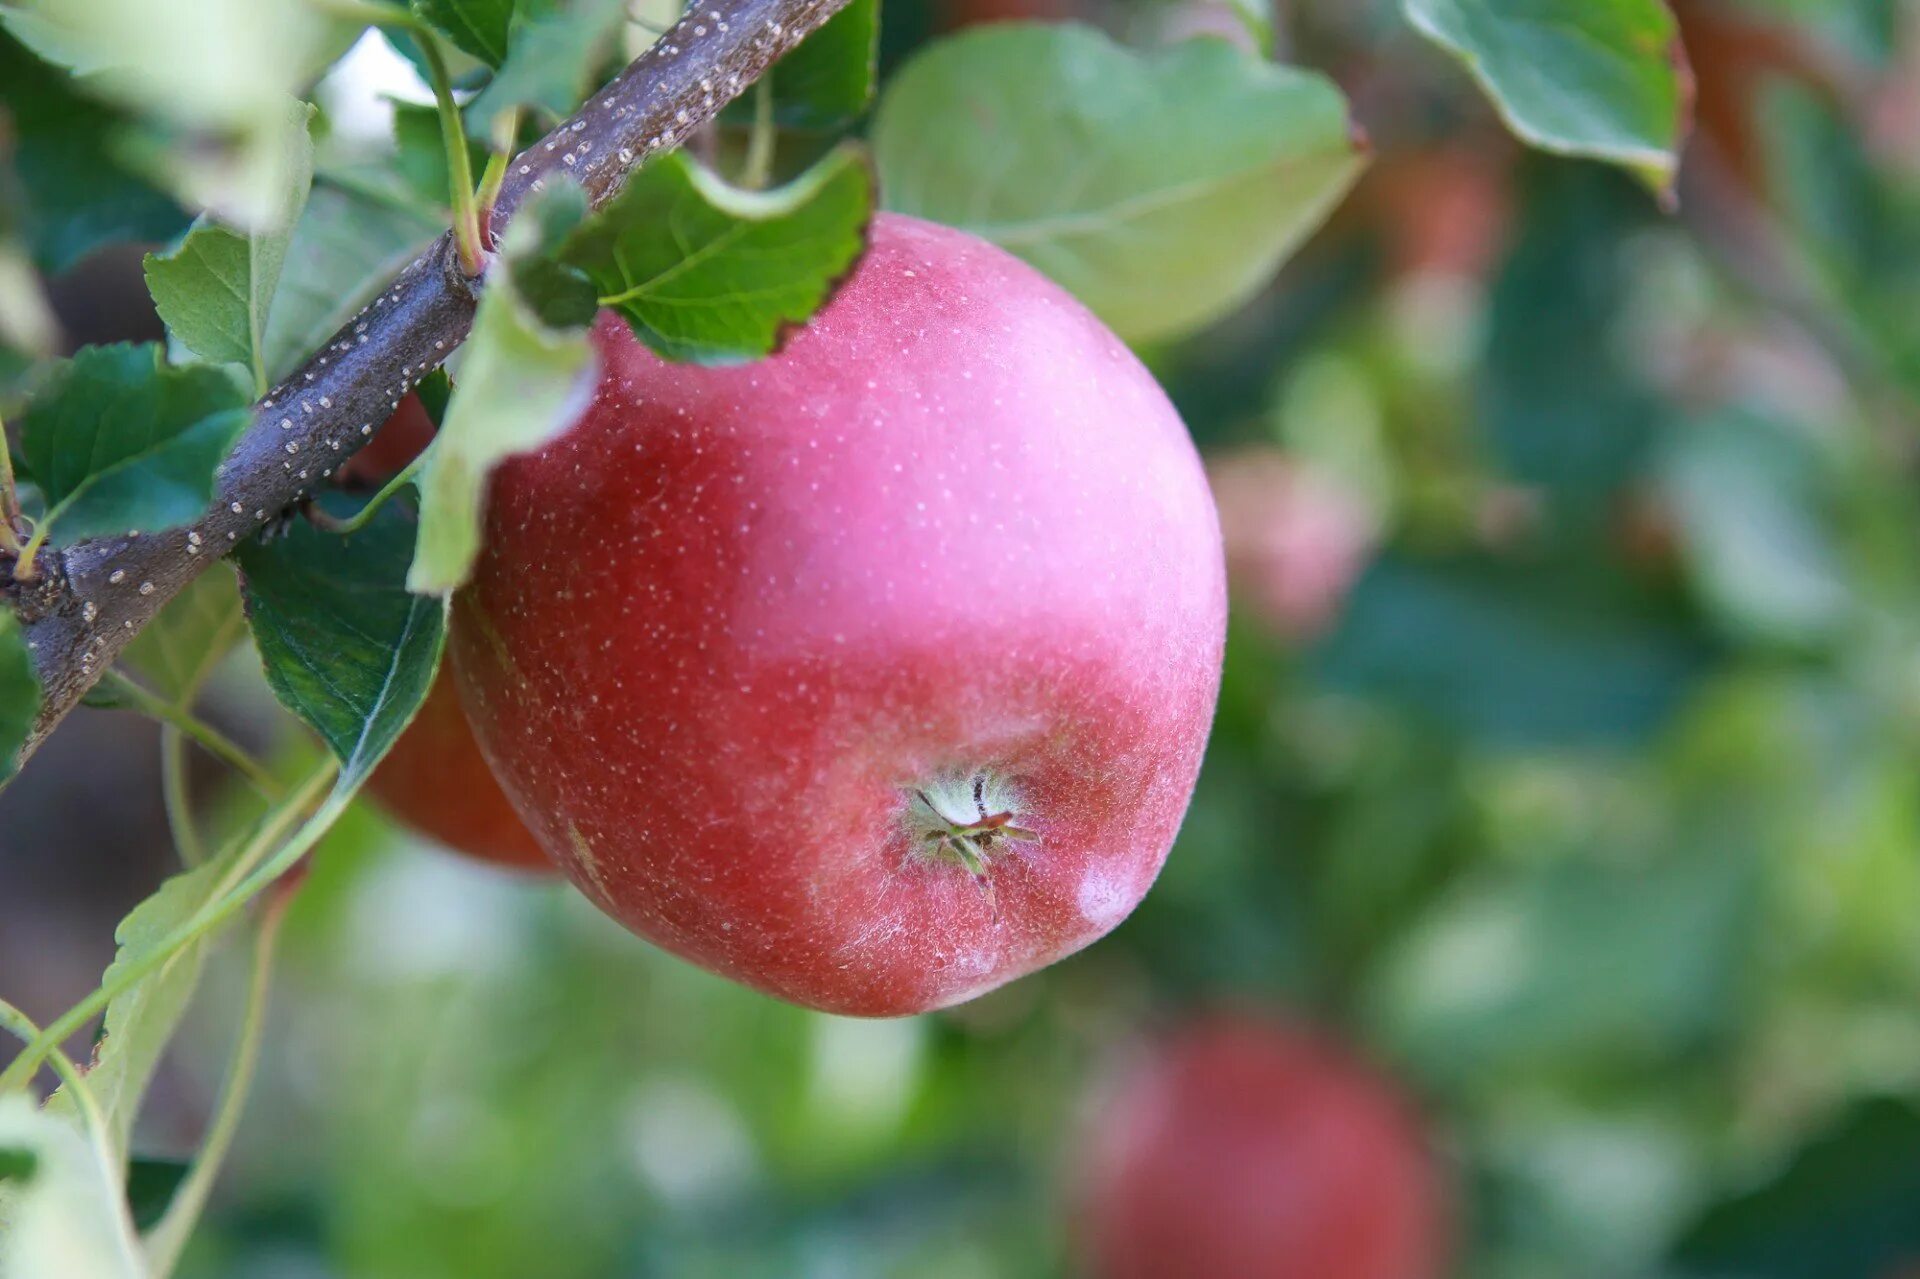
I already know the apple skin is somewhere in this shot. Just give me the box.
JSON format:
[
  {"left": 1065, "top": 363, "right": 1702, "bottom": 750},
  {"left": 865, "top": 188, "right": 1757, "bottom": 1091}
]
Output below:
[
  {"left": 449, "top": 213, "right": 1226, "bottom": 1016},
  {"left": 1076, "top": 1016, "right": 1450, "bottom": 1279},
  {"left": 364, "top": 668, "right": 553, "bottom": 873}
]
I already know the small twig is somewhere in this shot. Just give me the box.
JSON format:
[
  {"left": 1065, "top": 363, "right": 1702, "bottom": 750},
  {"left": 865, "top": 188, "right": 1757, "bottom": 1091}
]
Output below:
[
  {"left": 142, "top": 884, "right": 295, "bottom": 1279},
  {"left": 417, "top": 34, "right": 488, "bottom": 275},
  {"left": 160, "top": 727, "right": 205, "bottom": 866},
  {"left": 742, "top": 76, "right": 776, "bottom": 189},
  {"left": 0, "top": 409, "right": 20, "bottom": 553},
  {"left": 0, "top": 756, "right": 336, "bottom": 1095},
  {"left": 477, "top": 107, "right": 524, "bottom": 230}
]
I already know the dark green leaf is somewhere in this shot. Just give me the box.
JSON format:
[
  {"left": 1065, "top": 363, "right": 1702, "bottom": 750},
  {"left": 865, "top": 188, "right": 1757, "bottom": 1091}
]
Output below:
[
  {"left": 1672, "top": 1099, "right": 1920, "bottom": 1278},
  {"left": 18, "top": 344, "right": 251, "bottom": 545},
  {"left": 1481, "top": 160, "right": 1661, "bottom": 528},
  {"left": 873, "top": 24, "right": 1364, "bottom": 344},
  {"left": 236, "top": 495, "right": 446, "bottom": 783},
  {"left": 754, "top": 0, "right": 879, "bottom": 130},
  {"left": 126, "top": 1156, "right": 190, "bottom": 1233},
  {"left": 0, "top": 1147, "right": 35, "bottom": 1182},
  {"left": 411, "top": 0, "right": 514, "bottom": 67},
  {"left": 1314, "top": 555, "right": 1708, "bottom": 747},
  {"left": 467, "top": 0, "right": 628, "bottom": 131},
  {"left": 1403, "top": 0, "right": 1688, "bottom": 192},
  {"left": 0, "top": 609, "right": 39, "bottom": 786},
  {"left": 564, "top": 145, "right": 873, "bottom": 364}
]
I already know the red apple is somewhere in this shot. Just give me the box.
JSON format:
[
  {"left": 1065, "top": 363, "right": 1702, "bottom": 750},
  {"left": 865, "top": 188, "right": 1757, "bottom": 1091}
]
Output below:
[
  {"left": 1076, "top": 1016, "right": 1450, "bottom": 1279},
  {"left": 449, "top": 213, "right": 1226, "bottom": 1016},
  {"left": 364, "top": 668, "right": 552, "bottom": 872}
]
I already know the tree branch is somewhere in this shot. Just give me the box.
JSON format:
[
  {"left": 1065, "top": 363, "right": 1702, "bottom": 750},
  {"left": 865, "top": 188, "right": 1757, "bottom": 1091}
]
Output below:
[{"left": 4, "top": 0, "right": 853, "bottom": 770}]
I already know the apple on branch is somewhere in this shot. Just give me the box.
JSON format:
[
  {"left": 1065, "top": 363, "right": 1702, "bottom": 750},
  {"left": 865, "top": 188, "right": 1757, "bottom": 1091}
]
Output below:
[{"left": 448, "top": 213, "right": 1227, "bottom": 1016}]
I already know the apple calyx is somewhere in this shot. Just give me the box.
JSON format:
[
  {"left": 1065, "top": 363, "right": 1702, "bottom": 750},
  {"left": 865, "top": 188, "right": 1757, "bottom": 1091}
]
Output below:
[{"left": 904, "top": 770, "right": 1039, "bottom": 876}]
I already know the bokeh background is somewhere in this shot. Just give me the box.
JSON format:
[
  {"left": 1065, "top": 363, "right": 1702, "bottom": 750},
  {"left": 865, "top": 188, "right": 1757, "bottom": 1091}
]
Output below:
[{"left": 6, "top": 0, "right": 1920, "bottom": 1275}]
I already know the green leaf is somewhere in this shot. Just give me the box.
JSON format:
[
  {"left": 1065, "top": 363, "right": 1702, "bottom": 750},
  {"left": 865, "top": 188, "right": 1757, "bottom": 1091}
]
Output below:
[
  {"left": 756, "top": 0, "right": 879, "bottom": 130},
  {"left": 467, "top": 0, "right": 629, "bottom": 131},
  {"left": 236, "top": 496, "right": 446, "bottom": 784},
  {"left": 141, "top": 107, "right": 313, "bottom": 386},
  {"left": 1403, "top": 0, "right": 1687, "bottom": 193},
  {"left": 145, "top": 226, "right": 258, "bottom": 370},
  {"left": 18, "top": 344, "right": 251, "bottom": 546},
  {"left": 261, "top": 181, "right": 444, "bottom": 384},
  {"left": 412, "top": 0, "right": 515, "bottom": 67},
  {"left": 43, "top": 861, "right": 218, "bottom": 1154},
  {"left": 1672, "top": 1099, "right": 1920, "bottom": 1278},
  {"left": 563, "top": 145, "right": 873, "bottom": 364},
  {"left": 0, "top": 31, "right": 188, "bottom": 273},
  {"left": 408, "top": 185, "right": 596, "bottom": 594},
  {"left": 873, "top": 24, "right": 1365, "bottom": 345},
  {"left": 0, "top": 609, "right": 39, "bottom": 787},
  {"left": 0, "top": 1098, "right": 143, "bottom": 1279},
  {"left": 120, "top": 562, "right": 246, "bottom": 704}
]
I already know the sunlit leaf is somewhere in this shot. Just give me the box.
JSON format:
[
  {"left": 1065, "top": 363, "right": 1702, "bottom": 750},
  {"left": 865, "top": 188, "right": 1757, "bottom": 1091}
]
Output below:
[
  {"left": 43, "top": 863, "right": 219, "bottom": 1154},
  {"left": 0, "top": 1, "right": 343, "bottom": 228},
  {"left": 874, "top": 24, "right": 1363, "bottom": 344},
  {"left": 0, "top": 1097, "right": 143, "bottom": 1278}
]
